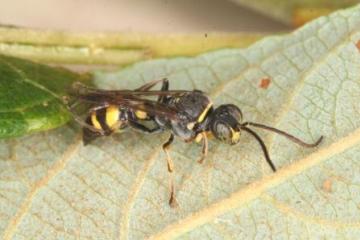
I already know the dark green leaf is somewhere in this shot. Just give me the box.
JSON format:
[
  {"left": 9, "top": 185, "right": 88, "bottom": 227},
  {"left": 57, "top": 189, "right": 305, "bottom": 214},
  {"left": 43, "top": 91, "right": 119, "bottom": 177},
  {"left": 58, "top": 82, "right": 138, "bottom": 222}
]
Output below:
[{"left": 0, "top": 54, "right": 84, "bottom": 138}]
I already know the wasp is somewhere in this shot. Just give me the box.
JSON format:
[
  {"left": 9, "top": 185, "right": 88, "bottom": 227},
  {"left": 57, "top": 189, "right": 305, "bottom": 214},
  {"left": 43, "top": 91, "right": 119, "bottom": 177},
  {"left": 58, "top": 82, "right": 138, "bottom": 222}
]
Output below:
[{"left": 68, "top": 79, "right": 323, "bottom": 207}]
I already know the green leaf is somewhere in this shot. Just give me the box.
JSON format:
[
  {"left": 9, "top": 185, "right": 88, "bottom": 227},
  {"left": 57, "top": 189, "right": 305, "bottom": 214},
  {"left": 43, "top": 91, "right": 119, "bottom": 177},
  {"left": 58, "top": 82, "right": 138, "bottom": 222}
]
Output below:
[
  {"left": 230, "top": 0, "right": 359, "bottom": 26},
  {"left": 1, "top": 4, "right": 360, "bottom": 239},
  {"left": 0, "top": 55, "right": 83, "bottom": 138}
]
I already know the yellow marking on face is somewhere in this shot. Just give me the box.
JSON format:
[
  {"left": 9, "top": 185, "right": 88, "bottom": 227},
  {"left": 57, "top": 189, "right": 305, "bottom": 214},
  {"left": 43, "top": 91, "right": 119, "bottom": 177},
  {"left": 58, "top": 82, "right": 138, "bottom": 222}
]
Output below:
[
  {"left": 91, "top": 112, "right": 102, "bottom": 130},
  {"left": 197, "top": 102, "right": 213, "bottom": 123},
  {"left": 187, "top": 122, "right": 196, "bottom": 130},
  {"left": 230, "top": 128, "right": 241, "bottom": 143},
  {"left": 106, "top": 105, "right": 120, "bottom": 129},
  {"left": 135, "top": 110, "right": 148, "bottom": 119}
]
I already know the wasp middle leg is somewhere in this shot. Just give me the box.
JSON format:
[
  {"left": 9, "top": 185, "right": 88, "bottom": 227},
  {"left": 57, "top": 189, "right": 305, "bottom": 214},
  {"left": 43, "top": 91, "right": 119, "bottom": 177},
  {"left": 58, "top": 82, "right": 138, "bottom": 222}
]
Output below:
[{"left": 162, "top": 133, "right": 178, "bottom": 207}]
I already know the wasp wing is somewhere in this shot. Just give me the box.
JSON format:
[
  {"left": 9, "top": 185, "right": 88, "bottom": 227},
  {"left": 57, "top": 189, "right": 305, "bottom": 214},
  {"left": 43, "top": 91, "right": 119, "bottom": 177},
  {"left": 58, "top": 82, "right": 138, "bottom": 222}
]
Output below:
[
  {"left": 72, "top": 81, "right": 191, "bottom": 97},
  {"left": 124, "top": 99, "right": 179, "bottom": 121},
  {"left": 70, "top": 81, "right": 199, "bottom": 121},
  {"left": 74, "top": 92, "right": 179, "bottom": 120}
]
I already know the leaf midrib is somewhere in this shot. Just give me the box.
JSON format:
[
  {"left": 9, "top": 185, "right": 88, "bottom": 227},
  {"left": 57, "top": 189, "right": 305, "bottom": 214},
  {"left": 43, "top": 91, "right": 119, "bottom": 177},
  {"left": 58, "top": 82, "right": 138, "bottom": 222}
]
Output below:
[
  {"left": 0, "top": 57, "right": 62, "bottom": 101},
  {"left": 150, "top": 127, "right": 360, "bottom": 240},
  {"left": 0, "top": 98, "right": 59, "bottom": 114}
]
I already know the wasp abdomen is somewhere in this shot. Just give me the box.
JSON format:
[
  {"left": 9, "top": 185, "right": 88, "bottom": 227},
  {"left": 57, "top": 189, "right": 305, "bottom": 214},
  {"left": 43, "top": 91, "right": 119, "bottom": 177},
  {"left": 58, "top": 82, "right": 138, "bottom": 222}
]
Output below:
[
  {"left": 83, "top": 105, "right": 124, "bottom": 145},
  {"left": 90, "top": 105, "right": 122, "bottom": 133}
]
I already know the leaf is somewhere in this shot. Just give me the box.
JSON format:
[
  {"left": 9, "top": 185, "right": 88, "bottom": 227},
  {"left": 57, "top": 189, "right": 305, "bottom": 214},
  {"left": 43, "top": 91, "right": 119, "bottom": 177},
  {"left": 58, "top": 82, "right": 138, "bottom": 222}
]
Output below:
[
  {"left": 0, "top": 27, "right": 264, "bottom": 65},
  {"left": 0, "top": 55, "right": 84, "bottom": 138},
  {"left": 230, "top": 0, "right": 359, "bottom": 26},
  {"left": 1, "top": 4, "right": 360, "bottom": 239}
]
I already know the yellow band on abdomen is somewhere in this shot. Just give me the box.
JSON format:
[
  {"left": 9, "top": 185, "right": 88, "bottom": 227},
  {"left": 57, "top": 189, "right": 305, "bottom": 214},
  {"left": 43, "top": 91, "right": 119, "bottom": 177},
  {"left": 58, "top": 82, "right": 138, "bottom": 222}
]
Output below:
[
  {"left": 91, "top": 112, "right": 102, "bottom": 130},
  {"left": 106, "top": 105, "right": 120, "bottom": 129}
]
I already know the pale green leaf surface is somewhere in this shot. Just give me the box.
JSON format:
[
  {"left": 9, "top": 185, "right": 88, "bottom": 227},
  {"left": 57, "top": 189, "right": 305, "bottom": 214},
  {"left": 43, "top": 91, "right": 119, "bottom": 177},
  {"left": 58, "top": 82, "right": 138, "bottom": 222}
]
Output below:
[{"left": 1, "top": 5, "right": 360, "bottom": 240}]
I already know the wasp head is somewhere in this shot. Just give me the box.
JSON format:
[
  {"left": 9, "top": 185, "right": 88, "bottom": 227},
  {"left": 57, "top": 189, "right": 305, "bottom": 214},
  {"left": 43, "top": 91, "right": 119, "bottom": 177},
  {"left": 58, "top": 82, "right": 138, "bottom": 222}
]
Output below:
[{"left": 208, "top": 104, "right": 243, "bottom": 145}]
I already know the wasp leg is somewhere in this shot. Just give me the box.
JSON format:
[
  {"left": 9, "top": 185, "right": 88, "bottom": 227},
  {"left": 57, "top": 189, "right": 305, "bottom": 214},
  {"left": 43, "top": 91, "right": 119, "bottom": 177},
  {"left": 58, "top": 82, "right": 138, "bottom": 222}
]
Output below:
[
  {"left": 162, "top": 134, "right": 178, "bottom": 207},
  {"left": 67, "top": 101, "right": 107, "bottom": 134},
  {"left": 135, "top": 78, "right": 167, "bottom": 91},
  {"left": 169, "top": 180, "right": 177, "bottom": 208},
  {"left": 163, "top": 134, "right": 174, "bottom": 172},
  {"left": 128, "top": 120, "right": 163, "bottom": 134},
  {"left": 83, "top": 117, "right": 104, "bottom": 145},
  {"left": 86, "top": 104, "right": 110, "bottom": 113},
  {"left": 157, "top": 78, "right": 170, "bottom": 104},
  {"left": 198, "top": 132, "right": 208, "bottom": 164}
]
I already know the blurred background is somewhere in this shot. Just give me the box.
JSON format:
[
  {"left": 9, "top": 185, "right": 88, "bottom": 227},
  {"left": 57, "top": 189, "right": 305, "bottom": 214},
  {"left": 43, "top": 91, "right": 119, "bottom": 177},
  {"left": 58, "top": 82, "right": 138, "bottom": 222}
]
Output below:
[
  {"left": 0, "top": 0, "right": 290, "bottom": 32},
  {"left": 0, "top": 0, "right": 357, "bottom": 66}
]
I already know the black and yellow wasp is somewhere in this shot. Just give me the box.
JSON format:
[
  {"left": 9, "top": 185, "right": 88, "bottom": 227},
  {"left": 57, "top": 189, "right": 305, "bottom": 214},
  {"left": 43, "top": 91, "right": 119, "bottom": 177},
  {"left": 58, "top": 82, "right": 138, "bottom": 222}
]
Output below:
[{"left": 68, "top": 79, "right": 323, "bottom": 207}]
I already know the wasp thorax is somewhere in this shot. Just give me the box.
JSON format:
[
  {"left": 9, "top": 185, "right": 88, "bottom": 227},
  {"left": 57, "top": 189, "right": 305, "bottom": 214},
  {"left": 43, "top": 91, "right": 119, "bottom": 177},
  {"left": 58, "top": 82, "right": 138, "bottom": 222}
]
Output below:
[
  {"left": 172, "top": 91, "right": 212, "bottom": 123},
  {"left": 209, "top": 104, "right": 243, "bottom": 145}
]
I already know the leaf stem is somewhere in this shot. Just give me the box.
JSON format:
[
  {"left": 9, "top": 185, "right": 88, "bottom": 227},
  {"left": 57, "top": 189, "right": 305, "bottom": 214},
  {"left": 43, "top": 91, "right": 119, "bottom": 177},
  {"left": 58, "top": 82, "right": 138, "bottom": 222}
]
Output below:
[{"left": 0, "top": 26, "right": 265, "bottom": 65}]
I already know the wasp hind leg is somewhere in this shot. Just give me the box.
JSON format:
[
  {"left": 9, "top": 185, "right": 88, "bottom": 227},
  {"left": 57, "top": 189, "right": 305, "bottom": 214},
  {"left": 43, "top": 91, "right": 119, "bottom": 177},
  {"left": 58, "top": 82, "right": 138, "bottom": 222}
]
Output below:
[
  {"left": 157, "top": 78, "right": 170, "bottom": 104},
  {"left": 69, "top": 104, "right": 111, "bottom": 146},
  {"left": 128, "top": 120, "right": 162, "bottom": 134},
  {"left": 135, "top": 78, "right": 168, "bottom": 91},
  {"left": 162, "top": 134, "right": 178, "bottom": 207},
  {"left": 82, "top": 116, "right": 105, "bottom": 145}
]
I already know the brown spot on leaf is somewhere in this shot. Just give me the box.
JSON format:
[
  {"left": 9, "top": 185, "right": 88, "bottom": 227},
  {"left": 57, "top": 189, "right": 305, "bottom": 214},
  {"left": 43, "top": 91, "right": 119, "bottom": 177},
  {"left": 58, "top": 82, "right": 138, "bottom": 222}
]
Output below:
[
  {"left": 259, "top": 77, "right": 271, "bottom": 89},
  {"left": 322, "top": 179, "right": 332, "bottom": 193},
  {"left": 356, "top": 40, "right": 360, "bottom": 52}
]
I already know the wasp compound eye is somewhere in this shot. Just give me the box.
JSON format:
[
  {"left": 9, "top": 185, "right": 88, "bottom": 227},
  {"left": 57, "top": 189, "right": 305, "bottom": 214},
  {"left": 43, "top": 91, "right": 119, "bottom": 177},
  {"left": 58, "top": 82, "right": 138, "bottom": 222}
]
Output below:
[
  {"left": 215, "top": 104, "right": 243, "bottom": 122},
  {"left": 213, "top": 122, "right": 231, "bottom": 142},
  {"left": 210, "top": 121, "right": 240, "bottom": 145}
]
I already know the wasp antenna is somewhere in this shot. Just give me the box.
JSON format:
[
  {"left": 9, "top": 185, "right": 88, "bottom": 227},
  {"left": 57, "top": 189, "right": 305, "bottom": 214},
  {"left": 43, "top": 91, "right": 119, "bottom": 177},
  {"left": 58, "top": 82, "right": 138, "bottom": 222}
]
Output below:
[
  {"left": 239, "top": 126, "right": 277, "bottom": 172},
  {"left": 245, "top": 122, "right": 323, "bottom": 148}
]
